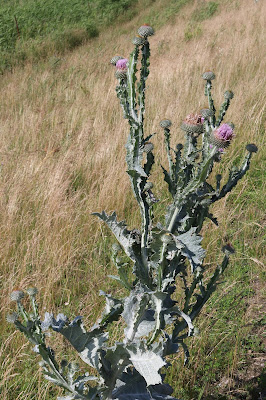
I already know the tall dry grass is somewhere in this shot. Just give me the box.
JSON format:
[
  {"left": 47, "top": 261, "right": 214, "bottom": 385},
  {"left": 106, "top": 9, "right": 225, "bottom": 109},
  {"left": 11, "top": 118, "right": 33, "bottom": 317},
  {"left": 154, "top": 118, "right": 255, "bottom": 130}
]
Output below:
[{"left": 0, "top": 0, "right": 265, "bottom": 398}]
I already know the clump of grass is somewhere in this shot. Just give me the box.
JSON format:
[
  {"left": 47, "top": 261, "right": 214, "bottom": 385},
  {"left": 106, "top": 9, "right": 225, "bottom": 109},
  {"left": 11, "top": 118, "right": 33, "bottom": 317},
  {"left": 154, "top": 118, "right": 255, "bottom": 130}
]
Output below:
[{"left": 192, "top": 1, "right": 219, "bottom": 22}]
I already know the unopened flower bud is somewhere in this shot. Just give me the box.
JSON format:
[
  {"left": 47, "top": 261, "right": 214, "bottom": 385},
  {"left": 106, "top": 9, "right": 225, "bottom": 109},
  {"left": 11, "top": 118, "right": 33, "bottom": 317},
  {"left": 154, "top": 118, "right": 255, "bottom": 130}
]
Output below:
[
  {"left": 132, "top": 35, "right": 147, "bottom": 46},
  {"left": 143, "top": 142, "right": 154, "bottom": 153},
  {"left": 10, "top": 290, "right": 24, "bottom": 302},
  {"left": 138, "top": 24, "right": 154, "bottom": 38},
  {"left": 246, "top": 144, "right": 258, "bottom": 153},
  {"left": 26, "top": 287, "right": 38, "bottom": 297},
  {"left": 202, "top": 71, "right": 216, "bottom": 81},
  {"left": 224, "top": 90, "right": 234, "bottom": 100},
  {"left": 200, "top": 108, "right": 214, "bottom": 119},
  {"left": 160, "top": 119, "right": 172, "bottom": 129},
  {"left": 6, "top": 312, "right": 19, "bottom": 324}
]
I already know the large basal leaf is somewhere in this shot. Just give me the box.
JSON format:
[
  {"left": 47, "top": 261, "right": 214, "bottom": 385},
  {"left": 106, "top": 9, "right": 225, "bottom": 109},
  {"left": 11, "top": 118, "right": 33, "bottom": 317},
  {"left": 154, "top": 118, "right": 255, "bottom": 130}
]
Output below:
[
  {"left": 127, "top": 347, "right": 165, "bottom": 386},
  {"left": 55, "top": 317, "right": 108, "bottom": 369},
  {"left": 135, "top": 309, "right": 155, "bottom": 339},
  {"left": 112, "top": 369, "right": 179, "bottom": 400},
  {"left": 100, "top": 343, "right": 130, "bottom": 386},
  {"left": 122, "top": 288, "right": 150, "bottom": 342},
  {"left": 92, "top": 211, "right": 140, "bottom": 263},
  {"left": 175, "top": 227, "right": 205, "bottom": 272},
  {"left": 97, "top": 291, "right": 123, "bottom": 328}
]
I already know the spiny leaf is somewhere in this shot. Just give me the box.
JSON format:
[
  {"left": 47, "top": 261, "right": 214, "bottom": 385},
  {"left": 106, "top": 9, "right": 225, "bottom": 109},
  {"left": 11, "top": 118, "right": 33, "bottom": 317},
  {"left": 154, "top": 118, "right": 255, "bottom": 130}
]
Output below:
[{"left": 127, "top": 347, "right": 165, "bottom": 386}]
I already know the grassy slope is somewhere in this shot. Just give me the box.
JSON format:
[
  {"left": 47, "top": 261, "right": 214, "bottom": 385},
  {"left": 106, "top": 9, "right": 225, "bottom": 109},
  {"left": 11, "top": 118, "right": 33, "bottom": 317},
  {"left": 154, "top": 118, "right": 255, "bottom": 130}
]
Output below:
[
  {"left": 0, "top": 0, "right": 265, "bottom": 398},
  {"left": 0, "top": 0, "right": 136, "bottom": 71}
]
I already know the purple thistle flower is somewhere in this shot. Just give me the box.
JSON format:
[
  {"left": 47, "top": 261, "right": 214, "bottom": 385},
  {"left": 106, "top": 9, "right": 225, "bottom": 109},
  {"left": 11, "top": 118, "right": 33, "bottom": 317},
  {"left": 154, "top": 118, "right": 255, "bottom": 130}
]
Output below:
[
  {"left": 214, "top": 123, "right": 234, "bottom": 142},
  {"left": 116, "top": 58, "right": 128, "bottom": 70}
]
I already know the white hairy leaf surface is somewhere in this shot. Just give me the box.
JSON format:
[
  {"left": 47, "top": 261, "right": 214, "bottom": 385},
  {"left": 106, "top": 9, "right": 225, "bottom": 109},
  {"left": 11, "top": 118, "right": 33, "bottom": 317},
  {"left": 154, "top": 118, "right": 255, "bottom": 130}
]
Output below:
[{"left": 128, "top": 348, "right": 165, "bottom": 386}]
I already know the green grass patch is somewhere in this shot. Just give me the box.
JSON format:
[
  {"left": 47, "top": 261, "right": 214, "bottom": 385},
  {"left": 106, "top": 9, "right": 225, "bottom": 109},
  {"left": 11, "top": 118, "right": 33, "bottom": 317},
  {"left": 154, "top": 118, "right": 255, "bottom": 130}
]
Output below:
[
  {"left": 0, "top": 0, "right": 135, "bottom": 71},
  {"left": 191, "top": 1, "right": 219, "bottom": 22}
]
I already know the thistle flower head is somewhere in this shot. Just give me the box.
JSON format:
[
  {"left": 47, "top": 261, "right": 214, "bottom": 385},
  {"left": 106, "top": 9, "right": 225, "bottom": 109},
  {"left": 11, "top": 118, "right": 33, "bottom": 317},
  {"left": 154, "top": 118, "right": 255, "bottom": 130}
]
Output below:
[
  {"left": 10, "top": 290, "right": 24, "bottom": 302},
  {"left": 26, "top": 287, "right": 38, "bottom": 297},
  {"left": 115, "top": 58, "right": 128, "bottom": 80},
  {"left": 116, "top": 58, "right": 128, "bottom": 70},
  {"left": 159, "top": 119, "right": 172, "bottom": 128},
  {"left": 6, "top": 312, "right": 19, "bottom": 324},
  {"left": 209, "top": 123, "right": 235, "bottom": 149},
  {"left": 132, "top": 35, "right": 147, "bottom": 46},
  {"left": 181, "top": 113, "right": 204, "bottom": 134},
  {"left": 224, "top": 90, "right": 234, "bottom": 100},
  {"left": 138, "top": 24, "right": 154, "bottom": 38},
  {"left": 200, "top": 108, "right": 214, "bottom": 119},
  {"left": 214, "top": 124, "right": 234, "bottom": 141},
  {"left": 246, "top": 143, "right": 258, "bottom": 153},
  {"left": 143, "top": 142, "right": 154, "bottom": 153},
  {"left": 202, "top": 71, "right": 216, "bottom": 80}
]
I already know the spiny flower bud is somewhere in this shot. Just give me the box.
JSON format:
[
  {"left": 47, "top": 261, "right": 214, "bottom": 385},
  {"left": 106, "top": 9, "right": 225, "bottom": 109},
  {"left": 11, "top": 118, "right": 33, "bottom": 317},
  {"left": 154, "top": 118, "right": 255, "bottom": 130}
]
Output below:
[
  {"left": 26, "top": 287, "right": 38, "bottom": 297},
  {"left": 132, "top": 35, "right": 147, "bottom": 46},
  {"left": 160, "top": 119, "right": 172, "bottom": 128},
  {"left": 224, "top": 90, "right": 234, "bottom": 100},
  {"left": 181, "top": 113, "right": 204, "bottom": 135},
  {"left": 209, "top": 123, "right": 235, "bottom": 149},
  {"left": 143, "top": 142, "right": 154, "bottom": 153},
  {"left": 246, "top": 144, "right": 258, "bottom": 153},
  {"left": 200, "top": 108, "right": 214, "bottom": 119},
  {"left": 110, "top": 55, "right": 124, "bottom": 66},
  {"left": 202, "top": 71, "right": 216, "bottom": 81},
  {"left": 6, "top": 312, "right": 19, "bottom": 324},
  {"left": 10, "top": 290, "right": 24, "bottom": 302},
  {"left": 138, "top": 24, "right": 154, "bottom": 38}
]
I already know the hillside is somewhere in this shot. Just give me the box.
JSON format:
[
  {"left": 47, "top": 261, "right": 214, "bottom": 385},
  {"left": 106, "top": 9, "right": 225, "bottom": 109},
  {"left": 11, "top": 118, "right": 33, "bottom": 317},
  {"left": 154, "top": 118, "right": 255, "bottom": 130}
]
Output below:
[{"left": 0, "top": 0, "right": 265, "bottom": 399}]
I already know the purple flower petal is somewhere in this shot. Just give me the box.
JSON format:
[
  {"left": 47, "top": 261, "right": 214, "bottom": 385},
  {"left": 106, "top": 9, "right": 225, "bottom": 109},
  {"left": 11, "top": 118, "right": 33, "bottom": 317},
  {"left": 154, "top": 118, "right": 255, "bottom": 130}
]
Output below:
[{"left": 116, "top": 58, "right": 128, "bottom": 70}]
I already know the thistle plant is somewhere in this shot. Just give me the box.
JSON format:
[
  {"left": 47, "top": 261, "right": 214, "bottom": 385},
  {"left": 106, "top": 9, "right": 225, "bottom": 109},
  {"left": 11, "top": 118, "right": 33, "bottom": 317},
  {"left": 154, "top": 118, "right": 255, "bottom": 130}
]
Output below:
[{"left": 7, "top": 25, "right": 258, "bottom": 400}]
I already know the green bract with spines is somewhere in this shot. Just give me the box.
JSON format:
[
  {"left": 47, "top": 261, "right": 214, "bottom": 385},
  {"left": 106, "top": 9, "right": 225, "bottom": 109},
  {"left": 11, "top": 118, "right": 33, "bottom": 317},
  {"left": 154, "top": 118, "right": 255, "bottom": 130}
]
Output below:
[{"left": 7, "top": 25, "right": 257, "bottom": 400}]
